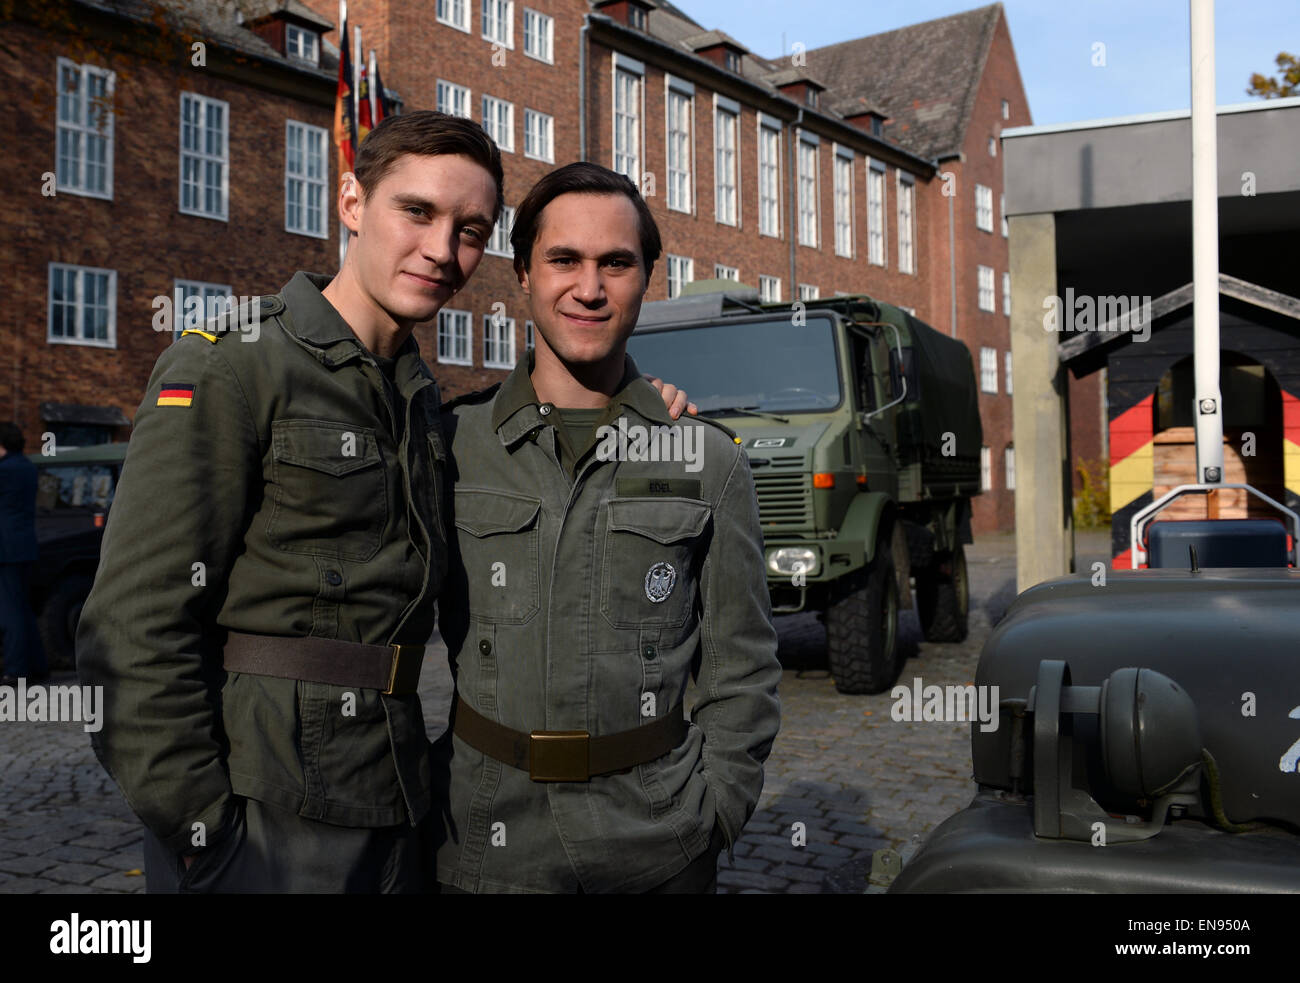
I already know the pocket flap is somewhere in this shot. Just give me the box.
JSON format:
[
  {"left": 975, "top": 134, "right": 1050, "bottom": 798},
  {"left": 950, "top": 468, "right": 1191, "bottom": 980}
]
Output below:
[
  {"left": 608, "top": 497, "right": 710, "bottom": 544},
  {"left": 455, "top": 488, "right": 542, "bottom": 537},
  {"left": 273, "top": 421, "right": 381, "bottom": 476}
]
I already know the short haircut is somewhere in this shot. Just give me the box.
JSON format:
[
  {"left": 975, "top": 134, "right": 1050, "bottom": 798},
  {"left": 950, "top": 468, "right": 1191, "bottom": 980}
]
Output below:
[
  {"left": 0, "top": 422, "right": 24, "bottom": 454},
  {"left": 510, "top": 162, "right": 662, "bottom": 280},
  {"left": 353, "top": 111, "right": 505, "bottom": 224}
]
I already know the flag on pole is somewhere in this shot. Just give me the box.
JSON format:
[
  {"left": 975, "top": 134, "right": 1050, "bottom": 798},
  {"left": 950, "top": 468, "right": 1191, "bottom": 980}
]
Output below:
[
  {"left": 369, "top": 50, "right": 389, "bottom": 125},
  {"left": 333, "top": 1, "right": 356, "bottom": 174},
  {"left": 357, "top": 63, "right": 373, "bottom": 144}
]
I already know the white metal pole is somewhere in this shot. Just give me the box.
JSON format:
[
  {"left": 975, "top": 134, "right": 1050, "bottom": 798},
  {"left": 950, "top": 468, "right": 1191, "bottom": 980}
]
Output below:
[
  {"left": 1190, "top": 0, "right": 1223, "bottom": 484},
  {"left": 338, "top": 0, "right": 348, "bottom": 271},
  {"left": 369, "top": 49, "right": 379, "bottom": 123}
]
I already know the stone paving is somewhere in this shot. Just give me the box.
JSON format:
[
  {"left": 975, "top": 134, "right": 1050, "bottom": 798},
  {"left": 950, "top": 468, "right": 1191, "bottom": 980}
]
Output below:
[{"left": 0, "top": 531, "right": 1112, "bottom": 894}]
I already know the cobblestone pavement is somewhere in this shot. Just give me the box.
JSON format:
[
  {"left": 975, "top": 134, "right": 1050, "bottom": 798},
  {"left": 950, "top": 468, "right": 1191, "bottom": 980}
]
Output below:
[{"left": 0, "top": 531, "right": 1112, "bottom": 894}]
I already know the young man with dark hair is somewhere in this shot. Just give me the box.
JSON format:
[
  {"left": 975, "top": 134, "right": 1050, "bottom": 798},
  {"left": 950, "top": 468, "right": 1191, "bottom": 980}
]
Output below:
[
  {"left": 76, "top": 112, "right": 507, "bottom": 893},
  {"left": 0, "top": 422, "right": 47, "bottom": 686},
  {"left": 432, "top": 162, "right": 782, "bottom": 893}
]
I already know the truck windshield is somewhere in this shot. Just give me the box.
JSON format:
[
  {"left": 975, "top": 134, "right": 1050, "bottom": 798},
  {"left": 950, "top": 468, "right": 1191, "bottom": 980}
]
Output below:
[{"left": 627, "top": 316, "right": 841, "bottom": 413}]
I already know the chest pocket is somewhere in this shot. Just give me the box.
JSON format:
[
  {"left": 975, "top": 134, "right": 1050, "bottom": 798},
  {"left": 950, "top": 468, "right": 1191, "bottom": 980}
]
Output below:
[
  {"left": 601, "top": 497, "right": 711, "bottom": 630},
  {"left": 453, "top": 488, "right": 542, "bottom": 625},
  {"left": 268, "top": 420, "right": 387, "bottom": 561}
]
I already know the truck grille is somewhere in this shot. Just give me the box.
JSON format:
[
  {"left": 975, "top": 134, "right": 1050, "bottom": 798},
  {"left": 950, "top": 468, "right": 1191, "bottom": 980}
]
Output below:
[{"left": 753, "top": 473, "right": 810, "bottom": 530}]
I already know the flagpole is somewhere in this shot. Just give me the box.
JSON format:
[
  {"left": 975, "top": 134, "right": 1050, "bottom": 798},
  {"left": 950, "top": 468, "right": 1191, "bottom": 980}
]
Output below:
[
  {"left": 353, "top": 25, "right": 362, "bottom": 141},
  {"left": 337, "top": 0, "right": 348, "bottom": 271},
  {"left": 369, "top": 49, "right": 379, "bottom": 126}
]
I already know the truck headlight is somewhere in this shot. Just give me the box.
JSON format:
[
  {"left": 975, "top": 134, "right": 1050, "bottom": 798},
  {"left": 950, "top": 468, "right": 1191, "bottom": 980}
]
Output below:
[{"left": 768, "top": 548, "right": 818, "bottom": 577}]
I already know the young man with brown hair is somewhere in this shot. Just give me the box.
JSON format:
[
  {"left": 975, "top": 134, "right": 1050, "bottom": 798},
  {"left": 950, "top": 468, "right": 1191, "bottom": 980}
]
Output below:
[{"left": 432, "top": 162, "right": 781, "bottom": 893}]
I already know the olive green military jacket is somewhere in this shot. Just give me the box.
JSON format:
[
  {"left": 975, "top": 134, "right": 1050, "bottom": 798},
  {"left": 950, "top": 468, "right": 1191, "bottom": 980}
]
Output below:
[
  {"left": 433, "top": 354, "right": 782, "bottom": 893},
  {"left": 77, "top": 272, "right": 446, "bottom": 856}
]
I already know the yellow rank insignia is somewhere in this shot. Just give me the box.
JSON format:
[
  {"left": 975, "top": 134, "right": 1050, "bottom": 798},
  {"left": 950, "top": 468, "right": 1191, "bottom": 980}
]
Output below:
[{"left": 157, "top": 382, "right": 195, "bottom": 407}]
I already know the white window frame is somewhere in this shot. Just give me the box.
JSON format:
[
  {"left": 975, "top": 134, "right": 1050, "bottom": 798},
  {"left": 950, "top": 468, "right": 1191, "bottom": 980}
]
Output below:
[
  {"left": 481, "top": 0, "right": 513, "bottom": 48},
  {"left": 975, "top": 184, "right": 993, "bottom": 233},
  {"left": 285, "top": 24, "right": 320, "bottom": 65},
  {"left": 896, "top": 172, "right": 915, "bottom": 274},
  {"left": 483, "top": 313, "right": 516, "bottom": 368},
  {"left": 172, "top": 279, "right": 233, "bottom": 341},
  {"left": 796, "top": 135, "right": 818, "bottom": 247},
  {"left": 1005, "top": 350, "right": 1014, "bottom": 396},
  {"left": 522, "top": 8, "right": 553, "bottom": 63},
  {"left": 714, "top": 263, "right": 738, "bottom": 281},
  {"left": 759, "top": 275, "right": 781, "bottom": 303},
  {"left": 867, "top": 159, "right": 886, "bottom": 267},
  {"left": 525, "top": 319, "right": 535, "bottom": 351},
  {"left": 714, "top": 101, "right": 738, "bottom": 226},
  {"left": 665, "top": 77, "right": 693, "bottom": 213},
  {"left": 56, "top": 58, "right": 115, "bottom": 200},
  {"left": 980, "top": 346, "right": 998, "bottom": 394},
  {"left": 798, "top": 283, "right": 819, "bottom": 301},
  {"left": 1001, "top": 98, "right": 1010, "bottom": 120},
  {"left": 285, "top": 120, "right": 328, "bottom": 239},
  {"left": 481, "top": 94, "right": 514, "bottom": 153},
  {"left": 980, "top": 446, "right": 992, "bottom": 491},
  {"left": 757, "top": 115, "right": 781, "bottom": 238},
  {"left": 612, "top": 59, "right": 643, "bottom": 186},
  {"left": 1002, "top": 272, "right": 1011, "bottom": 316},
  {"left": 989, "top": 136, "right": 998, "bottom": 157},
  {"left": 485, "top": 204, "right": 515, "bottom": 257},
  {"left": 832, "top": 146, "right": 854, "bottom": 257},
  {"left": 437, "top": 79, "right": 472, "bottom": 119},
  {"left": 438, "top": 308, "right": 473, "bottom": 366},
  {"left": 179, "top": 92, "right": 229, "bottom": 221},
  {"left": 1005, "top": 446, "right": 1015, "bottom": 490},
  {"left": 977, "top": 265, "right": 996, "bottom": 313},
  {"left": 523, "top": 108, "right": 554, "bottom": 162},
  {"left": 437, "top": 0, "right": 470, "bottom": 32},
  {"left": 666, "top": 254, "right": 693, "bottom": 299},
  {"left": 47, "top": 263, "right": 116, "bottom": 348}
]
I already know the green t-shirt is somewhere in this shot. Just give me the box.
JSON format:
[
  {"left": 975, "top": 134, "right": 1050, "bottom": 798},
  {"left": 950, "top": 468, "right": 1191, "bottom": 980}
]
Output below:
[{"left": 554, "top": 406, "right": 606, "bottom": 476}]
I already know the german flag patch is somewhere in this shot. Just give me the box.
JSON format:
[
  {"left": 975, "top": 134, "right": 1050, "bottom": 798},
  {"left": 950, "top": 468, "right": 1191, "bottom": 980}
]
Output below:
[{"left": 157, "top": 382, "right": 195, "bottom": 408}]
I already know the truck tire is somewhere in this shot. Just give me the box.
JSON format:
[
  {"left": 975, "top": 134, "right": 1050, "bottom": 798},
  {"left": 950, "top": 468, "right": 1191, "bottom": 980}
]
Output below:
[
  {"left": 826, "top": 548, "right": 901, "bottom": 695},
  {"left": 37, "top": 573, "right": 94, "bottom": 671},
  {"left": 916, "top": 544, "right": 969, "bottom": 643}
]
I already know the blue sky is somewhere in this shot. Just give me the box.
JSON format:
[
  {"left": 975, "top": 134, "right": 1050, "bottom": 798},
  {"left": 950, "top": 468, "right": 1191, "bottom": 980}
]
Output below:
[{"left": 671, "top": 0, "right": 1298, "bottom": 126}]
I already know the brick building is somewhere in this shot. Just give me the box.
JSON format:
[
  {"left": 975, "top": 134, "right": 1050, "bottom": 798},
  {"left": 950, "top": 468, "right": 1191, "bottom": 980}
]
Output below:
[
  {"left": 6, "top": 0, "right": 1061, "bottom": 532},
  {"left": 1, "top": 0, "right": 337, "bottom": 446}
]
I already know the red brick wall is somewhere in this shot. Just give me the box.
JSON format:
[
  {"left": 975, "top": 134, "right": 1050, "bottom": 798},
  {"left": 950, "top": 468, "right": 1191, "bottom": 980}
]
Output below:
[{"left": 1, "top": 15, "right": 334, "bottom": 440}]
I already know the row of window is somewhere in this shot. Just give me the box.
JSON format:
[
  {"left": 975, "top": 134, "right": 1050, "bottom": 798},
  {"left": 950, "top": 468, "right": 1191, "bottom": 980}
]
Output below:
[
  {"left": 57, "top": 59, "right": 329, "bottom": 237},
  {"left": 979, "top": 347, "right": 1014, "bottom": 396},
  {"left": 436, "top": 0, "right": 554, "bottom": 62},
  {"left": 437, "top": 308, "right": 534, "bottom": 368},
  {"left": 979, "top": 446, "right": 1015, "bottom": 492},
  {"left": 435, "top": 82, "right": 555, "bottom": 162},
  {"left": 610, "top": 62, "right": 919, "bottom": 273},
  {"left": 977, "top": 267, "right": 1013, "bottom": 316},
  {"left": 975, "top": 184, "right": 1010, "bottom": 237}
]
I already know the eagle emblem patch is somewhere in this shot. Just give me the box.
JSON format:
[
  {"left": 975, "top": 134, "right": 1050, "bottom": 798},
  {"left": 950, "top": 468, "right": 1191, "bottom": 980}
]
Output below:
[{"left": 645, "top": 562, "right": 677, "bottom": 603}]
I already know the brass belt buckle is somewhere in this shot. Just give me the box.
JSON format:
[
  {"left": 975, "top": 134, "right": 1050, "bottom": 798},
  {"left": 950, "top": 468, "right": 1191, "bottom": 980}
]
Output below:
[
  {"left": 385, "top": 644, "right": 424, "bottom": 695},
  {"left": 529, "top": 730, "right": 591, "bottom": 782}
]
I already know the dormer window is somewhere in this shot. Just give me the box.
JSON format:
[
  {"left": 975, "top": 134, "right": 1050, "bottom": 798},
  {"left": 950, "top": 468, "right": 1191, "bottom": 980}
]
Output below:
[
  {"left": 286, "top": 24, "right": 319, "bottom": 65},
  {"left": 724, "top": 49, "right": 740, "bottom": 72},
  {"left": 805, "top": 87, "right": 818, "bottom": 108},
  {"left": 628, "top": 5, "right": 646, "bottom": 30},
  {"left": 871, "top": 117, "right": 882, "bottom": 137}
]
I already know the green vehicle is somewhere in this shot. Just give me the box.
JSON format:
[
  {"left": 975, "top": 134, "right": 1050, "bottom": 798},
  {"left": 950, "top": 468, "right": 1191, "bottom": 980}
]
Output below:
[{"left": 627, "top": 282, "right": 984, "bottom": 694}]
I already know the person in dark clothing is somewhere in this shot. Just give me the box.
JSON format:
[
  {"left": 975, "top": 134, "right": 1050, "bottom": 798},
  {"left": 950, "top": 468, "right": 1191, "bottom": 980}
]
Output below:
[{"left": 0, "top": 422, "right": 48, "bottom": 685}]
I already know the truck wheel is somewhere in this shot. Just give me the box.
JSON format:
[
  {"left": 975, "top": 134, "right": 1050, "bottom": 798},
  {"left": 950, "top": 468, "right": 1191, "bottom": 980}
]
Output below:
[
  {"left": 37, "top": 573, "right": 94, "bottom": 671},
  {"left": 916, "top": 545, "right": 969, "bottom": 643},
  {"left": 826, "top": 548, "right": 901, "bottom": 695}
]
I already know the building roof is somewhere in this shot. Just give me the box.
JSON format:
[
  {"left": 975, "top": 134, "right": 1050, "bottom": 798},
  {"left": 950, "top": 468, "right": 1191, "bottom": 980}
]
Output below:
[
  {"left": 679, "top": 29, "right": 748, "bottom": 53},
  {"left": 802, "top": 3, "right": 1003, "bottom": 158},
  {"left": 239, "top": 0, "right": 335, "bottom": 32},
  {"left": 763, "top": 67, "right": 828, "bottom": 90}
]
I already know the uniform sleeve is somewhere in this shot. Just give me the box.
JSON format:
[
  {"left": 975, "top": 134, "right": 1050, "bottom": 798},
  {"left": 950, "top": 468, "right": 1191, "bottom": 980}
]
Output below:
[
  {"left": 694, "top": 447, "right": 782, "bottom": 851},
  {"left": 76, "top": 335, "right": 260, "bottom": 855}
]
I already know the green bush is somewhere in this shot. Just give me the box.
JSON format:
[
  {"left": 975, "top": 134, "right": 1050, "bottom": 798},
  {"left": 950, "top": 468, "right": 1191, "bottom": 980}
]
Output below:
[{"left": 1073, "top": 456, "right": 1112, "bottom": 530}]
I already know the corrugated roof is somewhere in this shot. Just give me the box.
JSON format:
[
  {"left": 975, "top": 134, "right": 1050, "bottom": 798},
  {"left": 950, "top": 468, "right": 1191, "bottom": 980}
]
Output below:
[{"left": 803, "top": 3, "right": 1003, "bottom": 158}]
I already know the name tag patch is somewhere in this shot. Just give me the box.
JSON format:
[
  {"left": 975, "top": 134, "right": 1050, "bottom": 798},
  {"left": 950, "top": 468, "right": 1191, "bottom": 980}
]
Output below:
[{"left": 615, "top": 478, "right": 702, "bottom": 499}]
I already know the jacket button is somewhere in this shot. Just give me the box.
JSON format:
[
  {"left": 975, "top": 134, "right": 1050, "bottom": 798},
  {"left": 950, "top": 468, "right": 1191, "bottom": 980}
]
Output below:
[
  {"left": 325, "top": 570, "right": 342, "bottom": 586},
  {"left": 539, "top": 403, "right": 553, "bottom": 416},
  {"left": 479, "top": 639, "right": 492, "bottom": 656},
  {"left": 642, "top": 644, "right": 657, "bottom": 660}
]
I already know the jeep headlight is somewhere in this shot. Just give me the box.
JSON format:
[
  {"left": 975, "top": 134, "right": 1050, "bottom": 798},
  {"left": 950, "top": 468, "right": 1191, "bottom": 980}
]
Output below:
[{"left": 768, "top": 548, "right": 818, "bottom": 577}]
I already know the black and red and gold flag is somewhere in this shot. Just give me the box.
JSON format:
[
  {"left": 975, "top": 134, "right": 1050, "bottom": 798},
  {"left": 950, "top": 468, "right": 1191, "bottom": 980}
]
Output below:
[{"left": 333, "top": 2, "right": 356, "bottom": 173}]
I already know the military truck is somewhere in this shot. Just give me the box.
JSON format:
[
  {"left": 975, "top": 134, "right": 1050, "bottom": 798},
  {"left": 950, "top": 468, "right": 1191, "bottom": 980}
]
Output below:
[{"left": 627, "top": 283, "right": 983, "bottom": 695}]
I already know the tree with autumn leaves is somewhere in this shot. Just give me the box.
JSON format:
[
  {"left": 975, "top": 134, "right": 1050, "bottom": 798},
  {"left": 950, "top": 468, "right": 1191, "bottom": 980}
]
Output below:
[{"left": 1247, "top": 52, "right": 1299, "bottom": 98}]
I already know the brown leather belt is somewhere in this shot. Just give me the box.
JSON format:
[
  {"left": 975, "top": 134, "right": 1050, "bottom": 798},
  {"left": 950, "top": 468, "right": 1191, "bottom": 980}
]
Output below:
[
  {"left": 222, "top": 630, "right": 426, "bottom": 696},
  {"left": 453, "top": 694, "right": 688, "bottom": 782}
]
